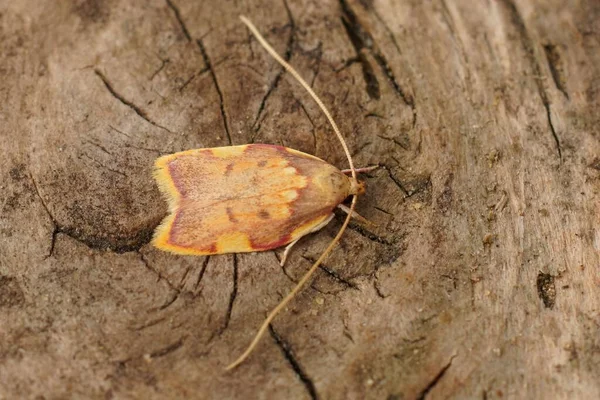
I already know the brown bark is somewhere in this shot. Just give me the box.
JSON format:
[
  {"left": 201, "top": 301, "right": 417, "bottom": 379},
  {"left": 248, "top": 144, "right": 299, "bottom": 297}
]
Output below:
[{"left": 1, "top": 0, "right": 599, "bottom": 399}]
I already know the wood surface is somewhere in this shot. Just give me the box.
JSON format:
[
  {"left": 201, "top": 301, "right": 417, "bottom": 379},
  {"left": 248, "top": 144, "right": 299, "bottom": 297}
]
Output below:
[{"left": 1, "top": 0, "right": 598, "bottom": 398}]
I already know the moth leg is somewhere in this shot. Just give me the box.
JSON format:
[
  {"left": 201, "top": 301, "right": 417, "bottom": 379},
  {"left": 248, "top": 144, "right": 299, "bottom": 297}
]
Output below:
[
  {"left": 337, "top": 204, "right": 378, "bottom": 228},
  {"left": 279, "top": 213, "right": 335, "bottom": 267},
  {"left": 341, "top": 165, "right": 379, "bottom": 175}
]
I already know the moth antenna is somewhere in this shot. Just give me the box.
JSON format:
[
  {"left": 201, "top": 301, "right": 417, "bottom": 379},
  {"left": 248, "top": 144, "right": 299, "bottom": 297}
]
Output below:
[
  {"left": 239, "top": 16, "right": 356, "bottom": 180},
  {"left": 227, "top": 16, "right": 359, "bottom": 370}
]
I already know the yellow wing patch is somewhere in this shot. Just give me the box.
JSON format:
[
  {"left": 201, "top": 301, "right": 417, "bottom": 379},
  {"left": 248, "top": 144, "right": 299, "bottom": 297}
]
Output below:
[
  {"left": 210, "top": 145, "right": 248, "bottom": 158},
  {"left": 216, "top": 232, "right": 253, "bottom": 253}
]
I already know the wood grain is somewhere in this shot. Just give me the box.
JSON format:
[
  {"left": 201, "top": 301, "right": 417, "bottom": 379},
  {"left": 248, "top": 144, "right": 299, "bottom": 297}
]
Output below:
[{"left": 0, "top": 0, "right": 598, "bottom": 399}]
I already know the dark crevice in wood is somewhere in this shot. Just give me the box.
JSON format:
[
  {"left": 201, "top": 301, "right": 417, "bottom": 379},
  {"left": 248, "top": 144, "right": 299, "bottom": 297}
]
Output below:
[
  {"left": 283, "top": 256, "right": 343, "bottom": 295},
  {"left": 339, "top": 0, "right": 416, "bottom": 127},
  {"left": 416, "top": 356, "right": 455, "bottom": 400},
  {"left": 30, "top": 171, "right": 154, "bottom": 255},
  {"left": 543, "top": 44, "right": 569, "bottom": 99},
  {"left": 373, "top": 206, "right": 392, "bottom": 215},
  {"left": 301, "top": 256, "right": 358, "bottom": 289},
  {"left": 340, "top": 3, "right": 380, "bottom": 100},
  {"left": 279, "top": 262, "right": 297, "bottom": 284},
  {"left": 133, "top": 316, "right": 167, "bottom": 331},
  {"left": 149, "top": 57, "right": 169, "bottom": 81},
  {"left": 159, "top": 289, "right": 180, "bottom": 310},
  {"left": 544, "top": 104, "right": 561, "bottom": 160},
  {"left": 166, "top": 0, "right": 231, "bottom": 147},
  {"left": 178, "top": 66, "right": 210, "bottom": 92},
  {"left": 138, "top": 251, "right": 179, "bottom": 292},
  {"left": 48, "top": 227, "right": 59, "bottom": 259},
  {"left": 250, "top": 0, "right": 296, "bottom": 135},
  {"left": 94, "top": 69, "right": 173, "bottom": 133},
  {"left": 165, "top": 0, "right": 192, "bottom": 42},
  {"left": 219, "top": 255, "right": 238, "bottom": 334},
  {"left": 108, "top": 124, "right": 132, "bottom": 138},
  {"left": 150, "top": 337, "right": 185, "bottom": 358},
  {"left": 377, "top": 134, "right": 409, "bottom": 151},
  {"left": 269, "top": 325, "right": 318, "bottom": 400},
  {"left": 29, "top": 172, "right": 58, "bottom": 258},
  {"left": 345, "top": 220, "right": 394, "bottom": 246},
  {"left": 79, "top": 153, "right": 128, "bottom": 177},
  {"left": 299, "top": 102, "right": 318, "bottom": 153},
  {"left": 373, "top": 278, "right": 388, "bottom": 298},
  {"left": 83, "top": 139, "right": 112, "bottom": 155},
  {"left": 335, "top": 56, "right": 360, "bottom": 73},
  {"left": 500, "top": 0, "right": 562, "bottom": 160},
  {"left": 196, "top": 38, "right": 233, "bottom": 145},
  {"left": 194, "top": 256, "right": 211, "bottom": 293},
  {"left": 308, "top": 42, "right": 323, "bottom": 87},
  {"left": 383, "top": 166, "right": 409, "bottom": 196},
  {"left": 178, "top": 264, "right": 193, "bottom": 289},
  {"left": 55, "top": 223, "right": 154, "bottom": 254}
]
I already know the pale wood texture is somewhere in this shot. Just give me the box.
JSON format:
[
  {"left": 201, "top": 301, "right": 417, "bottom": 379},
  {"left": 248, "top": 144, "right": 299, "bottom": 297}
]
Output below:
[{"left": 1, "top": 0, "right": 598, "bottom": 399}]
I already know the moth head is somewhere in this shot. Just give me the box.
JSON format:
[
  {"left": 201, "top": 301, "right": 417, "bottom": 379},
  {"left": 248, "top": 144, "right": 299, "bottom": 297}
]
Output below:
[{"left": 349, "top": 178, "right": 366, "bottom": 196}]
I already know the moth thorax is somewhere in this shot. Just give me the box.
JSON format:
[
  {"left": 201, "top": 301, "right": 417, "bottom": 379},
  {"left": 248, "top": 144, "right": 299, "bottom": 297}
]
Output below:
[
  {"left": 310, "top": 167, "right": 350, "bottom": 199},
  {"left": 349, "top": 178, "right": 365, "bottom": 195}
]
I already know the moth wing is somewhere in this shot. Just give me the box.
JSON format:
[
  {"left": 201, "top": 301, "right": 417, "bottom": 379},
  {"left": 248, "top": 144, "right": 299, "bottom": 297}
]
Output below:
[{"left": 152, "top": 144, "right": 350, "bottom": 255}]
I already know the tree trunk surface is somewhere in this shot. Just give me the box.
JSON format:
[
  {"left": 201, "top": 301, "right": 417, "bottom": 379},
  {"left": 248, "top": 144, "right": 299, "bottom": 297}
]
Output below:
[{"left": 1, "top": 0, "right": 598, "bottom": 399}]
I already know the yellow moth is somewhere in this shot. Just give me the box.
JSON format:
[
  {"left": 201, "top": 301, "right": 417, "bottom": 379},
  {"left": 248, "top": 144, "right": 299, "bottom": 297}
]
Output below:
[{"left": 153, "top": 15, "right": 372, "bottom": 369}]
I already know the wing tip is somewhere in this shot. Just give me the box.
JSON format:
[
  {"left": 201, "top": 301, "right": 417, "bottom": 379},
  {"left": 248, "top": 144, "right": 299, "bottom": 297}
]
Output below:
[{"left": 152, "top": 216, "right": 215, "bottom": 256}]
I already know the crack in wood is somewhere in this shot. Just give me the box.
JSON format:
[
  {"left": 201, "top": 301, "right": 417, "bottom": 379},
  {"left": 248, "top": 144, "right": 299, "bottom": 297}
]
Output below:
[
  {"left": 416, "top": 356, "right": 455, "bottom": 400},
  {"left": 30, "top": 172, "right": 151, "bottom": 255},
  {"left": 79, "top": 153, "right": 127, "bottom": 177},
  {"left": 249, "top": 0, "right": 297, "bottom": 136},
  {"left": 178, "top": 65, "right": 210, "bottom": 92},
  {"left": 340, "top": 3, "right": 380, "bottom": 100},
  {"left": 339, "top": 0, "right": 416, "bottom": 127},
  {"left": 500, "top": 0, "right": 562, "bottom": 161},
  {"left": 138, "top": 251, "right": 176, "bottom": 289},
  {"left": 165, "top": 0, "right": 191, "bottom": 42},
  {"left": 83, "top": 139, "right": 112, "bottom": 156},
  {"left": 28, "top": 171, "right": 58, "bottom": 258},
  {"left": 377, "top": 134, "right": 409, "bottom": 151},
  {"left": 194, "top": 256, "right": 211, "bottom": 293},
  {"left": 344, "top": 220, "right": 394, "bottom": 246},
  {"left": 308, "top": 42, "right": 323, "bottom": 88},
  {"left": 301, "top": 256, "right": 358, "bottom": 289},
  {"left": 196, "top": 38, "right": 233, "bottom": 145},
  {"left": 383, "top": 167, "right": 409, "bottom": 196},
  {"left": 299, "top": 102, "right": 318, "bottom": 153},
  {"left": 166, "top": 0, "right": 232, "bottom": 146},
  {"left": 218, "top": 255, "right": 238, "bottom": 334},
  {"left": 543, "top": 44, "right": 569, "bottom": 99},
  {"left": 373, "top": 277, "right": 388, "bottom": 298},
  {"left": 269, "top": 325, "right": 318, "bottom": 400},
  {"left": 149, "top": 57, "right": 169, "bottom": 81},
  {"left": 94, "top": 69, "right": 173, "bottom": 133},
  {"left": 150, "top": 337, "right": 185, "bottom": 358}
]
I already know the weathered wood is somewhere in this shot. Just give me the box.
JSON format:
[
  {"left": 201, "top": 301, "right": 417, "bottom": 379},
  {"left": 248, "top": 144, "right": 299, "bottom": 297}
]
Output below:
[{"left": 1, "top": 0, "right": 598, "bottom": 398}]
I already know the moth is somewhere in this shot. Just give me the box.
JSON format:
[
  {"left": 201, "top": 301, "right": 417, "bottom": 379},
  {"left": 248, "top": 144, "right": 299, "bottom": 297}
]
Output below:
[
  {"left": 154, "top": 144, "right": 365, "bottom": 265},
  {"left": 153, "top": 16, "right": 372, "bottom": 369}
]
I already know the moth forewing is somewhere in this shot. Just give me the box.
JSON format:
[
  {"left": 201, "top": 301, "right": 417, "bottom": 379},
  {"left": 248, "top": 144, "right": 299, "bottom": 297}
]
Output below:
[{"left": 152, "top": 144, "right": 354, "bottom": 256}]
